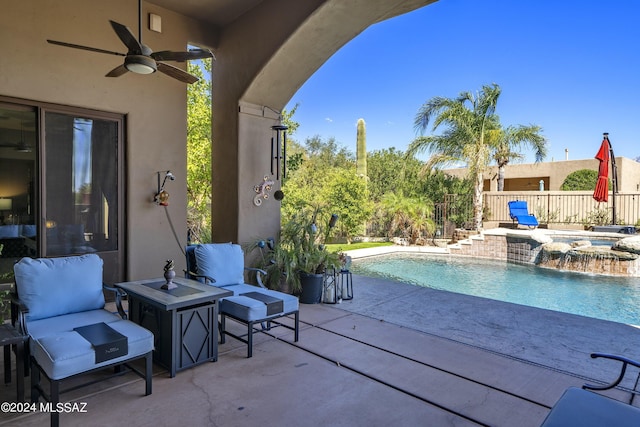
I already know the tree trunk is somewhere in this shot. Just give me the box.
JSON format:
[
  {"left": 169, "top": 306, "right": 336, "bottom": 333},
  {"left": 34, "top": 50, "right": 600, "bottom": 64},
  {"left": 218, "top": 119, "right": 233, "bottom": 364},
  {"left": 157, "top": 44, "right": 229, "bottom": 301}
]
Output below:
[
  {"left": 473, "top": 172, "right": 484, "bottom": 230},
  {"left": 497, "top": 165, "right": 505, "bottom": 191}
]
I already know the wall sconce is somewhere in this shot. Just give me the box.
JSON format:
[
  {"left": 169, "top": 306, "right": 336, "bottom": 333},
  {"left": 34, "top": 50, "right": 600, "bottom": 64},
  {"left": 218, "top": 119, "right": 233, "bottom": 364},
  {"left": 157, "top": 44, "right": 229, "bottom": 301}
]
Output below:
[
  {"left": 154, "top": 170, "right": 175, "bottom": 206},
  {"left": 271, "top": 125, "right": 288, "bottom": 180}
]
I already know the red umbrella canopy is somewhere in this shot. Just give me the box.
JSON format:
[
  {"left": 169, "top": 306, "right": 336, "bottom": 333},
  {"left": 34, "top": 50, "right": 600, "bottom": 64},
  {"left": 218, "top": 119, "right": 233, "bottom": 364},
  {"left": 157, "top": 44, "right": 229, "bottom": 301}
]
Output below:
[{"left": 593, "top": 137, "right": 610, "bottom": 202}]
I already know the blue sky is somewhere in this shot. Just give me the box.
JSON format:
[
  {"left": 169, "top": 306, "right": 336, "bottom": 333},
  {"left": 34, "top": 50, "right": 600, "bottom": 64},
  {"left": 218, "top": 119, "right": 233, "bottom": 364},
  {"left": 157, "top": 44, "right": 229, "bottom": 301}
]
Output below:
[{"left": 285, "top": 0, "right": 640, "bottom": 164}]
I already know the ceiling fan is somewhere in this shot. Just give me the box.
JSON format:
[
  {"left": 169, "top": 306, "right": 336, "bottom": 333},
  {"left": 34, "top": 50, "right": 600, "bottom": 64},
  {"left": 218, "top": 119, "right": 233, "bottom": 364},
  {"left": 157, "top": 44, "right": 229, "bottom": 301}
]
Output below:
[
  {"left": 0, "top": 122, "right": 32, "bottom": 152},
  {"left": 0, "top": 141, "right": 32, "bottom": 153},
  {"left": 46, "top": 0, "right": 214, "bottom": 84}
]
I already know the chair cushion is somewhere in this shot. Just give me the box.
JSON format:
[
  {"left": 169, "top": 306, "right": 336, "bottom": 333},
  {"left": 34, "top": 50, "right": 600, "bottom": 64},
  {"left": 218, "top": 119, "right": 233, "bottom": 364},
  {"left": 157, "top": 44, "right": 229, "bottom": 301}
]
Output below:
[
  {"left": 541, "top": 387, "right": 640, "bottom": 427},
  {"left": 515, "top": 215, "right": 538, "bottom": 226},
  {"left": 14, "top": 254, "right": 105, "bottom": 321},
  {"left": 31, "top": 317, "right": 154, "bottom": 380},
  {"left": 0, "top": 225, "right": 20, "bottom": 238},
  {"left": 194, "top": 243, "right": 244, "bottom": 286},
  {"left": 221, "top": 296, "right": 276, "bottom": 321},
  {"left": 20, "top": 224, "right": 36, "bottom": 238},
  {"left": 221, "top": 284, "right": 299, "bottom": 315},
  {"left": 27, "top": 309, "right": 122, "bottom": 343}
]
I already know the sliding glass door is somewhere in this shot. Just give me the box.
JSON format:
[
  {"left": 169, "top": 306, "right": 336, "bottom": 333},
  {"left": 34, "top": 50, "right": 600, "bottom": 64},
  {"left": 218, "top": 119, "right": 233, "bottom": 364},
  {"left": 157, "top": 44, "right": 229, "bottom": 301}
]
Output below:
[
  {"left": 43, "top": 110, "right": 124, "bottom": 283},
  {"left": 0, "top": 98, "right": 125, "bottom": 284},
  {"left": 0, "top": 104, "right": 36, "bottom": 281}
]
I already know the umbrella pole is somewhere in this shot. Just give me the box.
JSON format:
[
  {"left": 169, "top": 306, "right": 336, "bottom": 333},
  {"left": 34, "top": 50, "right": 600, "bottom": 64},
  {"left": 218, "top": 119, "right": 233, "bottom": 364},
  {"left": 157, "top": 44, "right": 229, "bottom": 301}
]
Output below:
[{"left": 604, "top": 133, "right": 618, "bottom": 225}]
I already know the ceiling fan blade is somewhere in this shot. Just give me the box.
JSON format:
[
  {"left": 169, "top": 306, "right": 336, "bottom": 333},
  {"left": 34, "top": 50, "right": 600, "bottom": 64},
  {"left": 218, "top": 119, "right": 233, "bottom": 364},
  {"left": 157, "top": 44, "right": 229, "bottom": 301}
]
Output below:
[
  {"left": 106, "top": 64, "right": 128, "bottom": 78},
  {"left": 47, "top": 39, "right": 125, "bottom": 57},
  {"left": 157, "top": 62, "right": 199, "bottom": 84},
  {"left": 109, "top": 20, "right": 143, "bottom": 54},
  {"left": 151, "top": 48, "right": 215, "bottom": 62}
]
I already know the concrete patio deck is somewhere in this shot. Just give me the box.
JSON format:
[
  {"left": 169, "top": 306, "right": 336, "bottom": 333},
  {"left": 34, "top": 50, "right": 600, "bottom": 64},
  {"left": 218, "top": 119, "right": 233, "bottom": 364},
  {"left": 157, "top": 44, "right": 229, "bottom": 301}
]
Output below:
[{"left": 2, "top": 273, "right": 640, "bottom": 426}]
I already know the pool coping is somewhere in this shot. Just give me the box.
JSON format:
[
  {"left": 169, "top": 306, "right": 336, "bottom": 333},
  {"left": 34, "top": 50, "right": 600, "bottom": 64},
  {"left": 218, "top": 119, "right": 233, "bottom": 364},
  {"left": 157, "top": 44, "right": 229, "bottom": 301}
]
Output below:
[{"left": 343, "top": 227, "right": 636, "bottom": 261}]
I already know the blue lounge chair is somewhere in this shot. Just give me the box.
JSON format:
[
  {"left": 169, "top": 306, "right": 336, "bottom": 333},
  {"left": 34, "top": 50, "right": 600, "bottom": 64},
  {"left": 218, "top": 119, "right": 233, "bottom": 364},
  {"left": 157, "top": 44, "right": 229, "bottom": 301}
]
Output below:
[{"left": 508, "top": 200, "right": 538, "bottom": 228}]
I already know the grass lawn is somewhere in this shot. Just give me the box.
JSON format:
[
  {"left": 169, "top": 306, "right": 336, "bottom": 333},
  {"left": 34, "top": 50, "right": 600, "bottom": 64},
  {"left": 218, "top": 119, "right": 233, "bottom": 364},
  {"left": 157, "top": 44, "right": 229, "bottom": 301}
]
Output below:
[{"left": 326, "top": 242, "right": 394, "bottom": 253}]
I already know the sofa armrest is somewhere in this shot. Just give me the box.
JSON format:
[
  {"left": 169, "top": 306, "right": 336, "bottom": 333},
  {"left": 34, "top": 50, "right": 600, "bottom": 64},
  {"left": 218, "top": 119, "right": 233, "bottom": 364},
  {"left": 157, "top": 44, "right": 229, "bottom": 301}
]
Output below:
[
  {"left": 184, "top": 270, "right": 216, "bottom": 285},
  {"left": 10, "top": 292, "right": 29, "bottom": 335},
  {"left": 245, "top": 267, "right": 267, "bottom": 288},
  {"left": 103, "top": 284, "right": 128, "bottom": 320},
  {"left": 583, "top": 353, "right": 640, "bottom": 404}
]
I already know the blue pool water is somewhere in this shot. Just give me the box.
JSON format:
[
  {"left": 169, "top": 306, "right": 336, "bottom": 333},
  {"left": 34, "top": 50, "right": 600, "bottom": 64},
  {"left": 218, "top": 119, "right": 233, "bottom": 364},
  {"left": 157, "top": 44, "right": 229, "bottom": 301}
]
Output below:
[{"left": 351, "top": 254, "right": 640, "bottom": 325}]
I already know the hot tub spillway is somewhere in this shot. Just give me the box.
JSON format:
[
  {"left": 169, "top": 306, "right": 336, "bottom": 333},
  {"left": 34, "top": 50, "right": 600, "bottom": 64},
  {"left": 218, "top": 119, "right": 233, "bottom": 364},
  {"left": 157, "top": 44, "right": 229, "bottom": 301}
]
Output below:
[{"left": 538, "top": 236, "right": 640, "bottom": 276}]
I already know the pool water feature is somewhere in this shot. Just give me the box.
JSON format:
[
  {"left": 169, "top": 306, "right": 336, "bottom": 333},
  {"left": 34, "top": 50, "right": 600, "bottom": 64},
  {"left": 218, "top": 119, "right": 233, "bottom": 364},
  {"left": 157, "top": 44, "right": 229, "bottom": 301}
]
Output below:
[
  {"left": 351, "top": 253, "right": 640, "bottom": 326},
  {"left": 538, "top": 235, "right": 640, "bottom": 276},
  {"left": 549, "top": 237, "right": 620, "bottom": 247}
]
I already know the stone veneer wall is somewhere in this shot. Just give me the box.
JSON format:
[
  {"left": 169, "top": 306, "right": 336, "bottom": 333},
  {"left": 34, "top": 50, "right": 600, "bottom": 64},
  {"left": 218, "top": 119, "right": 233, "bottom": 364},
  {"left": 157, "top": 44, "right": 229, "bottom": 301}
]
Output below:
[
  {"left": 450, "top": 235, "right": 508, "bottom": 260},
  {"left": 505, "top": 235, "right": 545, "bottom": 265},
  {"left": 450, "top": 232, "right": 640, "bottom": 277},
  {"left": 537, "top": 252, "right": 640, "bottom": 276},
  {"left": 450, "top": 234, "right": 543, "bottom": 264}
]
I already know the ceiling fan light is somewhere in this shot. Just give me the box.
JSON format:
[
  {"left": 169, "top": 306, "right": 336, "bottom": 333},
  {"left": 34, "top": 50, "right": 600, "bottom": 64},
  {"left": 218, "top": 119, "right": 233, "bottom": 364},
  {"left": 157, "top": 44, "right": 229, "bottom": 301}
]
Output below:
[
  {"left": 16, "top": 143, "right": 32, "bottom": 153},
  {"left": 125, "top": 55, "right": 157, "bottom": 74}
]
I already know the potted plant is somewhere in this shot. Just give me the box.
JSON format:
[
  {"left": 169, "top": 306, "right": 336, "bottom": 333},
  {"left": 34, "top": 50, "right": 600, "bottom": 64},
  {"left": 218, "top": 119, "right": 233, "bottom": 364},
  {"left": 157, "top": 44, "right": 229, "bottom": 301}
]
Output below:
[
  {"left": 0, "top": 268, "right": 13, "bottom": 324},
  {"left": 247, "top": 204, "right": 340, "bottom": 303},
  {"left": 281, "top": 205, "right": 340, "bottom": 303},
  {"left": 245, "top": 238, "right": 297, "bottom": 294}
]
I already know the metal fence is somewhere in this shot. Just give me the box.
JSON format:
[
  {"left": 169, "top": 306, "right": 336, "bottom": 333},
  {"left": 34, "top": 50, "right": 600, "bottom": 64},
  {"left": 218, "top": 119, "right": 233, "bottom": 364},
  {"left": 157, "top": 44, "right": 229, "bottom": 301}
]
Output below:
[
  {"left": 368, "top": 192, "right": 640, "bottom": 240},
  {"left": 431, "top": 191, "right": 640, "bottom": 238},
  {"left": 483, "top": 191, "right": 640, "bottom": 227},
  {"left": 433, "top": 193, "right": 473, "bottom": 238}
]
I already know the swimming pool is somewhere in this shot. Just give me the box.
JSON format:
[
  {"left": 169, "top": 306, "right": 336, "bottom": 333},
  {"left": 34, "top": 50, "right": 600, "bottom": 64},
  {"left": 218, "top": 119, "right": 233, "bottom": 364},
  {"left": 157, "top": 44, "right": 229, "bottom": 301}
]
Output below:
[{"left": 351, "top": 254, "right": 640, "bottom": 325}]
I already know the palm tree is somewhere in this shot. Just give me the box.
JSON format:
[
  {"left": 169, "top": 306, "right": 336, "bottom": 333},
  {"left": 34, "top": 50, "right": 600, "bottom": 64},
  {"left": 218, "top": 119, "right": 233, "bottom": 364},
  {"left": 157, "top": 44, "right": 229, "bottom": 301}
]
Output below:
[
  {"left": 408, "top": 84, "right": 502, "bottom": 231},
  {"left": 493, "top": 125, "right": 547, "bottom": 191},
  {"left": 381, "top": 193, "right": 434, "bottom": 244}
]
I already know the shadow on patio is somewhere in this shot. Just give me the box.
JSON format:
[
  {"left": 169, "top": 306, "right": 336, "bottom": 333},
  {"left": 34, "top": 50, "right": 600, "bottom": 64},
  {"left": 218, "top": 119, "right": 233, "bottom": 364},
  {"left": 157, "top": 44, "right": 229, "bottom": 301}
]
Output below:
[{"left": 2, "top": 274, "right": 639, "bottom": 426}]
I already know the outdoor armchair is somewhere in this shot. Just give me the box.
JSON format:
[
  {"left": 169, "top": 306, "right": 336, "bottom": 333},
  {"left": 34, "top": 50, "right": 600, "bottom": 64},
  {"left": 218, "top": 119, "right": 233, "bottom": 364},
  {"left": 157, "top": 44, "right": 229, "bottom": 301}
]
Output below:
[
  {"left": 582, "top": 353, "right": 640, "bottom": 404},
  {"left": 540, "top": 352, "right": 640, "bottom": 426},
  {"left": 185, "top": 243, "right": 299, "bottom": 358},
  {"left": 12, "top": 254, "right": 154, "bottom": 427}
]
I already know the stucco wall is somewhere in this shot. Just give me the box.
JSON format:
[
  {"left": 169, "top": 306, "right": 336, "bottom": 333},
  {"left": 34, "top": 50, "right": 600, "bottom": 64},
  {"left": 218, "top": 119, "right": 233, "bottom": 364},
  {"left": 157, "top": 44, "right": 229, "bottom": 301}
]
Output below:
[
  {"left": 237, "top": 102, "right": 283, "bottom": 245},
  {"left": 446, "top": 157, "right": 640, "bottom": 192},
  {"left": 212, "top": 0, "right": 436, "bottom": 244},
  {"left": 0, "top": 0, "right": 216, "bottom": 279},
  {"left": 2, "top": 0, "right": 438, "bottom": 281}
]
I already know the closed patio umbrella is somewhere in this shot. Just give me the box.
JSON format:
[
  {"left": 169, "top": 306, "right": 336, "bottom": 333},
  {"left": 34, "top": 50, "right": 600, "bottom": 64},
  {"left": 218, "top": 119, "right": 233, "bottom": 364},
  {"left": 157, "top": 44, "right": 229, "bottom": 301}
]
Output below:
[{"left": 593, "top": 135, "right": 610, "bottom": 203}]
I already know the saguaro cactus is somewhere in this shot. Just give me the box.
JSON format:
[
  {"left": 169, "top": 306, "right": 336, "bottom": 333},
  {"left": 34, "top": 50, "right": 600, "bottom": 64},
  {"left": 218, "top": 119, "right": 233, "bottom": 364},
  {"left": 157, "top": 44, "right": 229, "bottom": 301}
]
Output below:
[{"left": 356, "top": 118, "right": 367, "bottom": 177}]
